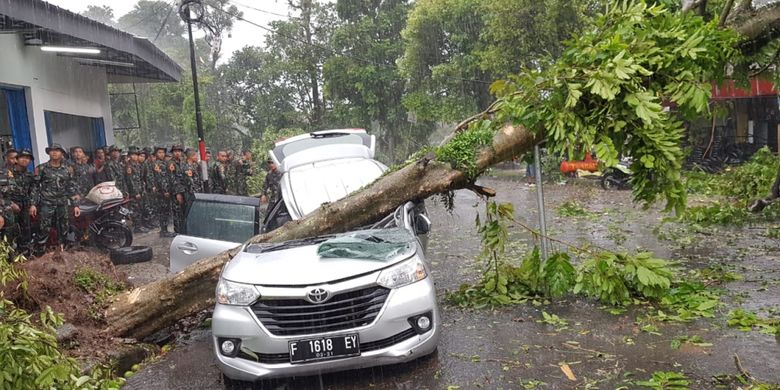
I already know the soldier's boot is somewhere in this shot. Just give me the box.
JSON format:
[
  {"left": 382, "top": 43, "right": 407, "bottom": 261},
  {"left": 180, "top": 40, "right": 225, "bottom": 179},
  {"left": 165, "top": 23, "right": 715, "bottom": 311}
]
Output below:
[{"left": 159, "top": 218, "right": 175, "bottom": 237}]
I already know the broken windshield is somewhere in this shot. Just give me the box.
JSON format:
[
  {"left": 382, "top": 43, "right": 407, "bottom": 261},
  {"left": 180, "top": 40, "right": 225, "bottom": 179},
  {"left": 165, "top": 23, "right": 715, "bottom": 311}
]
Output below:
[{"left": 316, "top": 227, "right": 416, "bottom": 261}]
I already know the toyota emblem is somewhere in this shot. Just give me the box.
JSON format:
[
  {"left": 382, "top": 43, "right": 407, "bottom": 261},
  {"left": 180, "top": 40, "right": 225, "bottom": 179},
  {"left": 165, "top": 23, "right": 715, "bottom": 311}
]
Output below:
[{"left": 306, "top": 288, "right": 330, "bottom": 304}]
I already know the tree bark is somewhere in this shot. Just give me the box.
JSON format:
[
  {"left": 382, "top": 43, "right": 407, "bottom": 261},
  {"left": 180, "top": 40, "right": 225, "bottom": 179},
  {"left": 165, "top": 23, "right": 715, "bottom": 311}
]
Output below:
[
  {"left": 729, "top": 1, "right": 780, "bottom": 55},
  {"left": 106, "top": 124, "right": 539, "bottom": 339}
]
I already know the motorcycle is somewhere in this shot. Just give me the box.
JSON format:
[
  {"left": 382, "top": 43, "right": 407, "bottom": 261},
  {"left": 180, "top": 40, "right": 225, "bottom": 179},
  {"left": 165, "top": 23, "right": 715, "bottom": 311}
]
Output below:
[
  {"left": 601, "top": 159, "right": 632, "bottom": 190},
  {"left": 28, "top": 179, "right": 134, "bottom": 255},
  {"left": 67, "top": 197, "right": 133, "bottom": 250}
]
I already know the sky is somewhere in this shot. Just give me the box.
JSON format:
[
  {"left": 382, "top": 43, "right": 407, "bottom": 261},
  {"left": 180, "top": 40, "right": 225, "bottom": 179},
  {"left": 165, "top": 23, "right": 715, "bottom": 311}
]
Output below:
[{"left": 46, "top": 0, "right": 292, "bottom": 63}]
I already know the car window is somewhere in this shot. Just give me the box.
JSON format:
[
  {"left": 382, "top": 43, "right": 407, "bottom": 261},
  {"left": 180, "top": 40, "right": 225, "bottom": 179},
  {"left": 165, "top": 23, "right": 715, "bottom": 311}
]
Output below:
[
  {"left": 283, "top": 158, "right": 385, "bottom": 219},
  {"left": 271, "top": 132, "right": 372, "bottom": 164},
  {"left": 262, "top": 199, "right": 292, "bottom": 233},
  {"left": 186, "top": 201, "right": 256, "bottom": 242}
]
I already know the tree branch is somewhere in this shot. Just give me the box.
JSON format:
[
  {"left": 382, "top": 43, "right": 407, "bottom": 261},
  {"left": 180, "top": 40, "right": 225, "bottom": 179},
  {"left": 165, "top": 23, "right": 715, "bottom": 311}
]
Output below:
[
  {"left": 729, "top": 1, "right": 780, "bottom": 55},
  {"left": 466, "top": 183, "right": 497, "bottom": 198},
  {"left": 719, "top": 0, "right": 735, "bottom": 27}
]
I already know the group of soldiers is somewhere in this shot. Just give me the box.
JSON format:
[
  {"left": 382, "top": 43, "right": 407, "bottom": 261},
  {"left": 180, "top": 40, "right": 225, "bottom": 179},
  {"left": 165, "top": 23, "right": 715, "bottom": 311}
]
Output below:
[
  {"left": 100, "top": 144, "right": 256, "bottom": 237},
  {"left": 0, "top": 143, "right": 258, "bottom": 251},
  {"left": 0, "top": 144, "right": 85, "bottom": 250}
]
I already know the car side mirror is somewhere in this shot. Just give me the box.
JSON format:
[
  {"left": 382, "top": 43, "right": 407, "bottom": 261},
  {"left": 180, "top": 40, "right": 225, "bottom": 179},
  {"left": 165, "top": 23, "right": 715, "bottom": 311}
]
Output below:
[{"left": 414, "top": 214, "right": 431, "bottom": 235}]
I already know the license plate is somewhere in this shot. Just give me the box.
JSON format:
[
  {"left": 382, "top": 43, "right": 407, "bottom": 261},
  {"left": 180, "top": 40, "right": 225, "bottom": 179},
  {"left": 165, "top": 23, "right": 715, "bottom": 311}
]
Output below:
[{"left": 288, "top": 334, "right": 360, "bottom": 364}]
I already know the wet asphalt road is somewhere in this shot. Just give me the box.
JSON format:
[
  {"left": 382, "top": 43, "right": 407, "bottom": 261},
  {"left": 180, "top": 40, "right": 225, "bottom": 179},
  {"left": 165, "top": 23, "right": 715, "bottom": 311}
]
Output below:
[{"left": 122, "top": 175, "right": 780, "bottom": 390}]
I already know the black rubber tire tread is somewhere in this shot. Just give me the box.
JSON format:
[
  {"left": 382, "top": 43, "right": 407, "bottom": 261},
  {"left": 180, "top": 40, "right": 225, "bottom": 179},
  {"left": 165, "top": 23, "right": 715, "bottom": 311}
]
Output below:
[
  {"left": 110, "top": 245, "right": 153, "bottom": 265},
  {"left": 95, "top": 221, "right": 133, "bottom": 251}
]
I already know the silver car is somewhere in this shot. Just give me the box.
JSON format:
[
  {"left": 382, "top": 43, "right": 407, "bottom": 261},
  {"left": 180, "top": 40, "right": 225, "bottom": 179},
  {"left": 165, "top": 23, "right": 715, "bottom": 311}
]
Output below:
[{"left": 212, "top": 130, "right": 440, "bottom": 385}]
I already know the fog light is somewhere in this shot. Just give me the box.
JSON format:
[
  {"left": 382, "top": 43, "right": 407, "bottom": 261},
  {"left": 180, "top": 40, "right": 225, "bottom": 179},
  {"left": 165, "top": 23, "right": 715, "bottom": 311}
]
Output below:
[
  {"left": 221, "top": 340, "right": 236, "bottom": 355},
  {"left": 408, "top": 312, "right": 434, "bottom": 334},
  {"left": 417, "top": 315, "right": 431, "bottom": 330}
]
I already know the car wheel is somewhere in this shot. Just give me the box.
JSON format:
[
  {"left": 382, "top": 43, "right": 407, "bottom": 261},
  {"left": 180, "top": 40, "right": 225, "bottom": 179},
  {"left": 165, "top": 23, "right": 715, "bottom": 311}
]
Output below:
[
  {"left": 222, "top": 374, "right": 254, "bottom": 390},
  {"left": 110, "top": 245, "right": 153, "bottom": 265}
]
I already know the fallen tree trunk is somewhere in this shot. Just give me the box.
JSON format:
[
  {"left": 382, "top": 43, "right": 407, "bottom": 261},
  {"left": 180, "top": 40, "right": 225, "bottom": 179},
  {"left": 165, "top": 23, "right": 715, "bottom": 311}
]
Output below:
[{"left": 106, "top": 124, "right": 538, "bottom": 339}]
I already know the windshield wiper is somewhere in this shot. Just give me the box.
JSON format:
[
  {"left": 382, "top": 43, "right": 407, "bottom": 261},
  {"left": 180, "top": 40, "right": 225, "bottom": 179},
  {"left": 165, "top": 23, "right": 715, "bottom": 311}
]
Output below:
[{"left": 246, "top": 235, "right": 335, "bottom": 254}]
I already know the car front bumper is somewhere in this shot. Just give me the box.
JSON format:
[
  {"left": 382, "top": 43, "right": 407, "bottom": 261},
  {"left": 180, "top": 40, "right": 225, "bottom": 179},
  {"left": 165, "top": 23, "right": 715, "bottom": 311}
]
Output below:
[{"left": 212, "top": 277, "right": 440, "bottom": 382}]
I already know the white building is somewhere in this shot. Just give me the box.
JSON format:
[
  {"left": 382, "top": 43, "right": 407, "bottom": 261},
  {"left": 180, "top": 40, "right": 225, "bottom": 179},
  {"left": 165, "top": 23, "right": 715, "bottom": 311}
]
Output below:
[{"left": 0, "top": 0, "right": 181, "bottom": 162}]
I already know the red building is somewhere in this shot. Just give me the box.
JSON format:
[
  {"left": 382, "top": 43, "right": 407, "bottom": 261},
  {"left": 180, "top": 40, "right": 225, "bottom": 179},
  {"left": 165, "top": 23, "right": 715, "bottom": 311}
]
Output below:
[{"left": 705, "top": 78, "right": 780, "bottom": 153}]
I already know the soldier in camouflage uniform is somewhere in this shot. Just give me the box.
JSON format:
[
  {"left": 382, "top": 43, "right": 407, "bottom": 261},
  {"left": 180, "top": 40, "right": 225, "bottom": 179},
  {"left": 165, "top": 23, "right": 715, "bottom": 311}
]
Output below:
[
  {"left": 151, "top": 146, "right": 174, "bottom": 237},
  {"left": 139, "top": 148, "right": 155, "bottom": 229},
  {"left": 6, "top": 149, "right": 34, "bottom": 249},
  {"left": 0, "top": 183, "right": 16, "bottom": 242},
  {"left": 210, "top": 150, "right": 229, "bottom": 194},
  {"left": 29, "top": 144, "right": 80, "bottom": 247},
  {"left": 260, "top": 158, "right": 282, "bottom": 206},
  {"left": 106, "top": 145, "right": 127, "bottom": 197},
  {"left": 93, "top": 147, "right": 109, "bottom": 184},
  {"left": 71, "top": 146, "right": 95, "bottom": 199},
  {"left": 0, "top": 153, "right": 20, "bottom": 243},
  {"left": 182, "top": 149, "right": 203, "bottom": 215},
  {"left": 232, "top": 150, "right": 254, "bottom": 196},
  {"left": 168, "top": 144, "right": 186, "bottom": 234},
  {"left": 124, "top": 147, "right": 146, "bottom": 233}
]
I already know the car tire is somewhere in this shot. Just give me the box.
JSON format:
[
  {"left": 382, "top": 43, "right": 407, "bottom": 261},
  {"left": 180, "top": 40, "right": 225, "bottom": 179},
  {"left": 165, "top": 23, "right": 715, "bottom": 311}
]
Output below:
[
  {"left": 110, "top": 245, "right": 153, "bottom": 265},
  {"left": 222, "top": 374, "right": 254, "bottom": 390}
]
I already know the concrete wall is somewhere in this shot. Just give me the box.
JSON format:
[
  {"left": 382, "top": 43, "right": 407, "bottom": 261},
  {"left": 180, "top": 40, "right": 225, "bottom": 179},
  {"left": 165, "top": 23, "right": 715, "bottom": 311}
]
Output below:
[{"left": 0, "top": 34, "right": 115, "bottom": 162}]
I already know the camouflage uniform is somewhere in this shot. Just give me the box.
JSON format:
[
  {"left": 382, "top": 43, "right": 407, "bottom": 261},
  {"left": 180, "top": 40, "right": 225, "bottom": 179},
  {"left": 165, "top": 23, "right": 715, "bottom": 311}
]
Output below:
[
  {"left": 125, "top": 160, "right": 144, "bottom": 228},
  {"left": 32, "top": 155, "right": 78, "bottom": 245},
  {"left": 0, "top": 172, "right": 17, "bottom": 242},
  {"left": 210, "top": 162, "right": 229, "bottom": 194},
  {"left": 141, "top": 153, "right": 155, "bottom": 228},
  {"left": 232, "top": 159, "right": 253, "bottom": 196},
  {"left": 168, "top": 149, "right": 186, "bottom": 233},
  {"left": 182, "top": 161, "right": 203, "bottom": 214},
  {"left": 261, "top": 169, "right": 283, "bottom": 207},
  {"left": 72, "top": 161, "right": 95, "bottom": 198},
  {"left": 151, "top": 156, "right": 172, "bottom": 233},
  {"left": 106, "top": 158, "right": 127, "bottom": 196},
  {"left": 6, "top": 160, "right": 34, "bottom": 248}
]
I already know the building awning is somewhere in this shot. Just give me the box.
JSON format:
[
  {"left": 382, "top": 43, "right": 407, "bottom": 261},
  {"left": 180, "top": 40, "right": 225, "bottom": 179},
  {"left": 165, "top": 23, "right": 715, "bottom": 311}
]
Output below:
[
  {"left": 0, "top": 0, "right": 182, "bottom": 83},
  {"left": 711, "top": 78, "right": 779, "bottom": 100}
]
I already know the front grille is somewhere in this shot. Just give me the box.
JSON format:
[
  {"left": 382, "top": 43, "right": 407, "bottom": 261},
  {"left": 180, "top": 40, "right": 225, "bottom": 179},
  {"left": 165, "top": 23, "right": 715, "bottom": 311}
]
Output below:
[
  {"left": 251, "top": 286, "right": 390, "bottom": 336},
  {"left": 238, "top": 327, "right": 418, "bottom": 364}
]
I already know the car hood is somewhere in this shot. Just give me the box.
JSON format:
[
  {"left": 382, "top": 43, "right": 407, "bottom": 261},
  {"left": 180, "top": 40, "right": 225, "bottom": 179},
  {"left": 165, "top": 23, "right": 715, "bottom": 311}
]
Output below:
[{"left": 221, "top": 244, "right": 415, "bottom": 286}]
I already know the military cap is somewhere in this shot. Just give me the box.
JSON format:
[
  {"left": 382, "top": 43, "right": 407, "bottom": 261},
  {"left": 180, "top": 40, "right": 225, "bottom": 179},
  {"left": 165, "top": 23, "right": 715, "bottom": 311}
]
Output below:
[
  {"left": 45, "top": 143, "right": 66, "bottom": 154},
  {"left": 127, "top": 146, "right": 140, "bottom": 155},
  {"left": 17, "top": 149, "right": 34, "bottom": 160},
  {"left": 142, "top": 147, "right": 152, "bottom": 155},
  {"left": 170, "top": 144, "right": 184, "bottom": 152},
  {"left": 108, "top": 145, "right": 122, "bottom": 153},
  {"left": 154, "top": 145, "right": 167, "bottom": 153}
]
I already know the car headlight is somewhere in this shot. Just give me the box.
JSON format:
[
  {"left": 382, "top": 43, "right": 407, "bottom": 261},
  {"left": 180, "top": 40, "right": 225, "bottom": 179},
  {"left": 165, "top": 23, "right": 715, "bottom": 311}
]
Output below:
[
  {"left": 376, "top": 257, "right": 427, "bottom": 289},
  {"left": 216, "top": 278, "right": 260, "bottom": 305}
]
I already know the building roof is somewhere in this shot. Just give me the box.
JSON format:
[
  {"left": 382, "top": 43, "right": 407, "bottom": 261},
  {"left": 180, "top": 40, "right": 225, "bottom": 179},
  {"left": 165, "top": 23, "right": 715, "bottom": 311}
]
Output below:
[{"left": 0, "top": 0, "right": 182, "bottom": 83}]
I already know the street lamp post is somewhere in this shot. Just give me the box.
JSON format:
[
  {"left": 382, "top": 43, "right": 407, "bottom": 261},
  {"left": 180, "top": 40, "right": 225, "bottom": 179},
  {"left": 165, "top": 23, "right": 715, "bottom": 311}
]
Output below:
[{"left": 179, "top": 0, "right": 209, "bottom": 189}]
